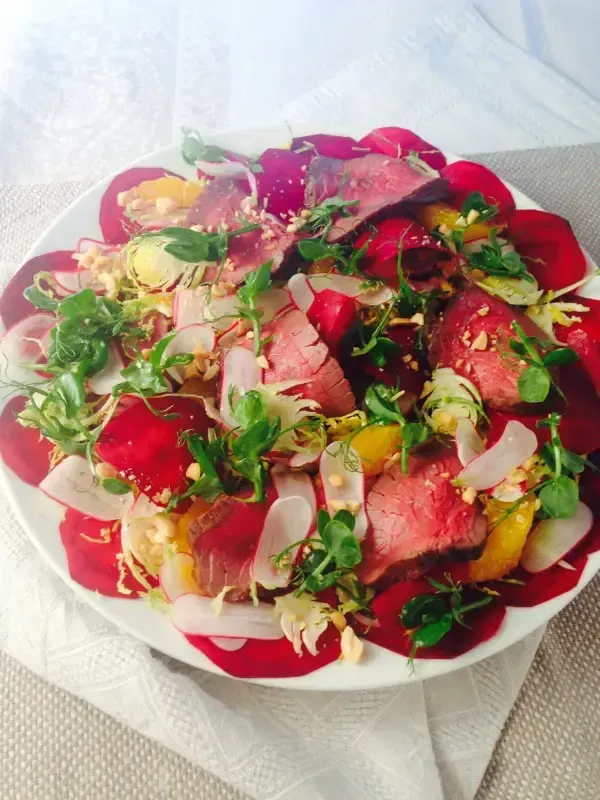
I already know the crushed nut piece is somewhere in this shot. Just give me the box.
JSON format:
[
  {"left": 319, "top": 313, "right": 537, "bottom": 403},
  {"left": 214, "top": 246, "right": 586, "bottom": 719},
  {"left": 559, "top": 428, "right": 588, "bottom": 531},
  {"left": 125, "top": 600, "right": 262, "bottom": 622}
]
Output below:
[
  {"left": 186, "top": 462, "right": 202, "bottom": 481},
  {"left": 410, "top": 312, "right": 425, "bottom": 326},
  {"left": 203, "top": 362, "right": 220, "bottom": 382},
  {"left": 477, "top": 305, "right": 490, "bottom": 317},
  {"left": 328, "top": 474, "right": 344, "bottom": 488},
  {"left": 466, "top": 209, "right": 480, "bottom": 225},
  {"left": 330, "top": 611, "right": 347, "bottom": 632},
  {"left": 471, "top": 331, "right": 488, "bottom": 350},
  {"left": 461, "top": 487, "right": 477, "bottom": 505},
  {"left": 329, "top": 499, "right": 348, "bottom": 513},
  {"left": 256, "top": 355, "right": 270, "bottom": 369},
  {"left": 402, "top": 353, "right": 413, "bottom": 364},
  {"left": 340, "top": 626, "right": 364, "bottom": 664}
]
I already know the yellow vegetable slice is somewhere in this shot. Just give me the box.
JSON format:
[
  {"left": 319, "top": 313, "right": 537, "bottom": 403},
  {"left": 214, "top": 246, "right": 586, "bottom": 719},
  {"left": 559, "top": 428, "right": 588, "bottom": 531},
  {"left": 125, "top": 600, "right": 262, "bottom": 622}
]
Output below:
[
  {"left": 347, "top": 424, "right": 402, "bottom": 477},
  {"left": 417, "top": 202, "right": 498, "bottom": 243},
  {"left": 134, "top": 176, "right": 205, "bottom": 208},
  {"left": 469, "top": 496, "right": 536, "bottom": 582}
]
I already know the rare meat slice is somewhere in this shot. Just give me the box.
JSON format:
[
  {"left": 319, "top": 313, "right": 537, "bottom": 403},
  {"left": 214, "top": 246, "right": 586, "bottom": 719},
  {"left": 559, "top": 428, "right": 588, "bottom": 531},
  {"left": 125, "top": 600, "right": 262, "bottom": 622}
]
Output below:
[
  {"left": 428, "top": 287, "right": 547, "bottom": 411},
  {"left": 358, "top": 449, "right": 487, "bottom": 585},
  {"left": 305, "top": 153, "right": 447, "bottom": 242},
  {"left": 186, "top": 177, "right": 294, "bottom": 284},
  {"left": 260, "top": 309, "right": 356, "bottom": 417},
  {"left": 188, "top": 492, "right": 273, "bottom": 600}
]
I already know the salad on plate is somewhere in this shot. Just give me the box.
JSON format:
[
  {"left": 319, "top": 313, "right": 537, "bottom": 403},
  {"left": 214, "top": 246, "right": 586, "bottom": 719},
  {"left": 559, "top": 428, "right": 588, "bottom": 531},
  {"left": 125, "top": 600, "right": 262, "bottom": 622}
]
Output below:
[{"left": 1, "top": 126, "right": 600, "bottom": 679}]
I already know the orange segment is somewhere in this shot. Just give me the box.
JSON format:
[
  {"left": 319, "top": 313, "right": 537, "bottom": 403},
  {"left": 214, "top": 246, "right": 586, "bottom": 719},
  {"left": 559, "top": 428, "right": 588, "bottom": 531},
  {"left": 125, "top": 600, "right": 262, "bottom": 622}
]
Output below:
[
  {"left": 135, "top": 176, "right": 205, "bottom": 208},
  {"left": 416, "top": 202, "right": 498, "bottom": 243},
  {"left": 348, "top": 424, "right": 402, "bottom": 477},
  {"left": 469, "top": 496, "right": 536, "bottom": 582}
]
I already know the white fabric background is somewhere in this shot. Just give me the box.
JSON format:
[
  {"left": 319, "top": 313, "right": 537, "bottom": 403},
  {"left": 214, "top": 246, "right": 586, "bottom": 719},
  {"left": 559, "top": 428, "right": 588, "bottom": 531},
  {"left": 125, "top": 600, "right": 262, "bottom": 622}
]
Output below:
[{"left": 0, "top": 1, "right": 599, "bottom": 798}]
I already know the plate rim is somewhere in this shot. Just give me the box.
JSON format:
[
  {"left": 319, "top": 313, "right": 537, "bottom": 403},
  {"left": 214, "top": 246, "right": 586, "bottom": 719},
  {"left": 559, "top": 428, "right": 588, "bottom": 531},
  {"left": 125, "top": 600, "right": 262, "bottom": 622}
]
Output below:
[{"left": 2, "top": 123, "right": 599, "bottom": 691}]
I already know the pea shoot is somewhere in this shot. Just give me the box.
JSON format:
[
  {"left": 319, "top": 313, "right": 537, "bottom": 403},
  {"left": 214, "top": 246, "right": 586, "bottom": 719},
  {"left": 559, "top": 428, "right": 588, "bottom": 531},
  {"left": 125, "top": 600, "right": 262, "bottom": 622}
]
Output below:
[
  {"left": 296, "top": 239, "right": 369, "bottom": 276},
  {"left": 510, "top": 322, "right": 578, "bottom": 403},
  {"left": 467, "top": 230, "right": 534, "bottom": 284},
  {"left": 273, "top": 508, "right": 363, "bottom": 596},
  {"left": 142, "top": 224, "right": 260, "bottom": 264},
  {"left": 236, "top": 261, "right": 273, "bottom": 356},
  {"left": 112, "top": 334, "right": 193, "bottom": 398},
  {"left": 399, "top": 576, "right": 492, "bottom": 663},
  {"left": 364, "top": 383, "right": 430, "bottom": 473},
  {"left": 298, "top": 196, "right": 359, "bottom": 238}
]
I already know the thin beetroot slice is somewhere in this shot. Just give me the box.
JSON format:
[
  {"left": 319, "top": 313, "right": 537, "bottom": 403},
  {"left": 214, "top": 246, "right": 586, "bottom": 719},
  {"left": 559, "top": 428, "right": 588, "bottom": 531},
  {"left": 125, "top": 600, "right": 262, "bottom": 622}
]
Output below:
[
  {"left": 185, "top": 620, "right": 341, "bottom": 678},
  {"left": 0, "top": 250, "right": 75, "bottom": 328},
  {"left": 507, "top": 210, "right": 587, "bottom": 291},
  {"left": 99, "top": 166, "right": 183, "bottom": 245},
  {"left": 95, "top": 396, "right": 209, "bottom": 501},
  {"left": 441, "top": 160, "right": 515, "bottom": 220},
  {"left": 364, "top": 578, "right": 506, "bottom": 659},
  {"left": 291, "top": 133, "right": 364, "bottom": 160},
  {"left": 560, "top": 297, "right": 600, "bottom": 394},
  {"left": 59, "top": 509, "right": 145, "bottom": 597},
  {"left": 306, "top": 288, "right": 357, "bottom": 356},
  {"left": 0, "top": 396, "right": 53, "bottom": 485},
  {"left": 255, "top": 148, "right": 311, "bottom": 220},
  {"left": 358, "top": 127, "right": 446, "bottom": 170}
]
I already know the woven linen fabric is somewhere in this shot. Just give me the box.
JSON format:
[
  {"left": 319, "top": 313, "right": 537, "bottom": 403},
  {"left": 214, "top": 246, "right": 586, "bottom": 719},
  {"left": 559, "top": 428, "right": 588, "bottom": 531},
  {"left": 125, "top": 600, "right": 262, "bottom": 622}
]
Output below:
[{"left": 0, "top": 144, "right": 598, "bottom": 800}]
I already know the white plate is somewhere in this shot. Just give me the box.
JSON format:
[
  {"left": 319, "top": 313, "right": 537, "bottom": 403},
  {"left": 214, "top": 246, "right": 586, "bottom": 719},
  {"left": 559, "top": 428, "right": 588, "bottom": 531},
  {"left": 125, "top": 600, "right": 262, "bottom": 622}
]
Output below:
[{"left": 1, "top": 124, "right": 599, "bottom": 691}]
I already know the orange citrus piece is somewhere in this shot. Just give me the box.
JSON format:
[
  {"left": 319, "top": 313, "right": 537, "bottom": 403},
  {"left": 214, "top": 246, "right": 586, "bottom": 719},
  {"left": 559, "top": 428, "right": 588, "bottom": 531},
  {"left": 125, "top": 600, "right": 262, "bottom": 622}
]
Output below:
[
  {"left": 135, "top": 176, "right": 204, "bottom": 208},
  {"left": 469, "top": 496, "right": 536, "bottom": 582},
  {"left": 416, "top": 202, "right": 498, "bottom": 243},
  {"left": 348, "top": 424, "right": 402, "bottom": 477}
]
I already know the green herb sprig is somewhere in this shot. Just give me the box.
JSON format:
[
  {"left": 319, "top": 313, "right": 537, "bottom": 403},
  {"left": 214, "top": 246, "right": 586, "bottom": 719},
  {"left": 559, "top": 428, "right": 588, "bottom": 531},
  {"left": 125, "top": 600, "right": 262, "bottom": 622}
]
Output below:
[
  {"left": 144, "top": 224, "right": 260, "bottom": 265},
  {"left": 112, "top": 334, "right": 193, "bottom": 398},
  {"left": 181, "top": 128, "right": 263, "bottom": 173},
  {"left": 300, "top": 196, "right": 359, "bottom": 238},
  {"left": 296, "top": 239, "right": 368, "bottom": 276},
  {"left": 534, "top": 412, "right": 589, "bottom": 519},
  {"left": 510, "top": 322, "right": 578, "bottom": 403},
  {"left": 236, "top": 261, "right": 273, "bottom": 355},
  {"left": 467, "top": 229, "right": 533, "bottom": 283},
  {"left": 364, "top": 383, "right": 430, "bottom": 473},
  {"left": 273, "top": 508, "right": 363, "bottom": 596},
  {"left": 399, "top": 576, "right": 492, "bottom": 664}
]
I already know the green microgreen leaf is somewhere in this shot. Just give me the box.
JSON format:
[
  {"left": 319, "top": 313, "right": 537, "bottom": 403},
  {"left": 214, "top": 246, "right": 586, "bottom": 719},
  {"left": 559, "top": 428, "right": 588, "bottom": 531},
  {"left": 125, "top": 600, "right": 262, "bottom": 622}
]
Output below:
[
  {"left": 23, "top": 285, "right": 58, "bottom": 311},
  {"left": 467, "top": 229, "right": 534, "bottom": 282},
  {"left": 101, "top": 478, "right": 132, "bottom": 495}
]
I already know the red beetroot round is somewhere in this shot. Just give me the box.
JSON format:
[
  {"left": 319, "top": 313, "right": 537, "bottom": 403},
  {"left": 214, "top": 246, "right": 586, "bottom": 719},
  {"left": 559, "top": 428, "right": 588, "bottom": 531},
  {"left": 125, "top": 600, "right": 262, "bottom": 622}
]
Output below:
[
  {"left": 440, "top": 161, "right": 515, "bottom": 220},
  {"left": 507, "top": 210, "right": 587, "bottom": 291},
  {"left": 0, "top": 396, "right": 53, "bottom": 485},
  {"left": 59, "top": 510, "right": 147, "bottom": 597},
  {"left": 487, "top": 364, "right": 600, "bottom": 455},
  {"left": 95, "top": 396, "right": 210, "bottom": 502},
  {"left": 291, "top": 133, "right": 364, "bottom": 159},
  {"left": 99, "top": 167, "right": 183, "bottom": 245},
  {"left": 559, "top": 297, "right": 600, "bottom": 393},
  {"left": 185, "top": 620, "right": 341, "bottom": 679},
  {"left": 0, "top": 250, "right": 75, "bottom": 329},
  {"left": 255, "top": 148, "right": 312, "bottom": 220},
  {"left": 365, "top": 577, "right": 506, "bottom": 659},
  {"left": 358, "top": 127, "right": 446, "bottom": 170},
  {"left": 306, "top": 288, "right": 357, "bottom": 356}
]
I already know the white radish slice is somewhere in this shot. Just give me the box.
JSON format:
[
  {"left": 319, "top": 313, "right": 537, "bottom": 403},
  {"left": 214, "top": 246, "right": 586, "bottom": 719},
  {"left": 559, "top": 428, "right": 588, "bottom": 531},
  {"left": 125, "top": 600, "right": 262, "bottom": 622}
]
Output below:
[
  {"left": 251, "top": 496, "right": 313, "bottom": 588},
  {"left": 129, "top": 493, "right": 163, "bottom": 518},
  {"left": 171, "top": 593, "right": 282, "bottom": 639},
  {"left": 0, "top": 313, "right": 55, "bottom": 385},
  {"left": 491, "top": 482, "right": 526, "bottom": 503},
  {"left": 272, "top": 467, "right": 317, "bottom": 523},
  {"left": 159, "top": 553, "right": 199, "bottom": 602},
  {"left": 209, "top": 637, "right": 247, "bottom": 651},
  {"left": 173, "top": 287, "right": 209, "bottom": 329},
  {"left": 219, "top": 346, "right": 262, "bottom": 428},
  {"left": 195, "top": 160, "right": 257, "bottom": 199},
  {"left": 206, "top": 287, "right": 289, "bottom": 332},
  {"left": 162, "top": 324, "right": 216, "bottom": 383},
  {"left": 289, "top": 449, "right": 323, "bottom": 468},
  {"left": 557, "top": 559, "right": 577, "bottom": 571},
  {"left": 455, "top": 419, "right": 485, "bottom": 467},
  {"left": 288, "top": 273, "right": 316, "bottom": 312},
  {"left": 520, "top": 502, "right": 593, "bottom": 574},
  {"left": 216, "top": 323, "right": 241, "bottom": 349},
  {"left": 319, "top": 442, "right": 368, "bottom": 540},
  {"left": 53, "top": 269, "right": 104, "bottom": 296},
  {"left": 87, "top": 343, "right": 125, "bottom": 395},
  {"left": 39, "top": 455, "right": 133, "bottom": 520},
  {"left": 308, "top": 274, "right": 394, "bottom": 306},
  {"left": 457, "top": 420, "right": 538, "bottom": 491}
]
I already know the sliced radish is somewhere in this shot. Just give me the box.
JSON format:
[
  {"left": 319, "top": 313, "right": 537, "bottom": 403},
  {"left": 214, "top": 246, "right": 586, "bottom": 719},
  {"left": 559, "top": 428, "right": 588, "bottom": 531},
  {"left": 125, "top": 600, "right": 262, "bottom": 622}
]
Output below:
[
  {"left": 308, "top": 274, "right": 393, "bottom": 306},
  {"left": 219, "top": 346, "right": 262, "bottom": 428},
  {"left": 251, "top": 496, "right": 313, "bottom": 588},
  {"left": 171, "top": 593, "right": 282, "bottom": 639},
  {"left": 272, "top": 466, "right": 317, "bottom": 523},
  {"left": 216, "top": 322, "right": 240, "bottom": 349},
  {"left": 457, "top": 420, "right": 538, "bottom": 491},
  {"left": 87, "top": 343, "right": 125, "bottom": 395},
  {"left": 0, "top": 313, "right": 55, "bottom": 385},
  {"left": 289, "top": 449, "right": 323, "bottom": 468},
  {"left": 319, "top": 442, "right": 368, "bottom": 539},
  {"left": 491, "top": 481, "right": 526, "bottom": 503},
  {"left": 129, "top": 492, "right": 164, "bottom": 518},
  {"left": 520, "top": 502, "right": 593, "bottom": 573},
  {"left": 163, "top": 324, "right": 216, "bottom": 383},
  {"left": 205, "top": 287, "right": 290, "bottom": 332},
  {"left": 209, "top": 637, "right": 247, "bottom": 651},
  {"left": 39, "top": 455, "right": 133, "bottom": 520},
  {"left": 455, "top": 418, "right": 485, "bottom": 467},
  {"left": 288, "top": 273, "right": 316, "bottom": 312},
  {"left": 194, "top": 160, "right": 257, "bottom": 198},
  {"left": 173, "top": 287, "right": 209, "bottom": 329},
  {"left": 159, "top": 552, "right": 199, "bottom": 602},
  {"left": 53, "top": 269, "right": 105, "bottom": 296}
]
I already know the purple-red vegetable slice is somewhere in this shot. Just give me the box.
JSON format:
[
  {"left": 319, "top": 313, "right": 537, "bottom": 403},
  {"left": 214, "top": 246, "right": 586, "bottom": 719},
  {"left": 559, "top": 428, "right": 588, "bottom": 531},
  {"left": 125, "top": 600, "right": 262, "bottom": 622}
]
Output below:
[
  {"left": 358, "top": 127, "right": 446, "bottom": 170},
  {"left": 255, "top": 148, "right": 311, "bottom": 220},
  {"left": 0, "top": 251, "right": 75, "bottom": 328},
  {"left": 291, "top": 133, "right": 365, "bottom": 160},
  {"left": 0, "top": 396, "right": 53, "bottom": 485},
  {"left": 440, "top": 160, "right": 515, "bottom": 220}
]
